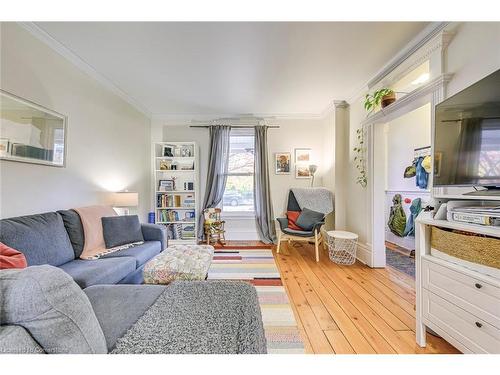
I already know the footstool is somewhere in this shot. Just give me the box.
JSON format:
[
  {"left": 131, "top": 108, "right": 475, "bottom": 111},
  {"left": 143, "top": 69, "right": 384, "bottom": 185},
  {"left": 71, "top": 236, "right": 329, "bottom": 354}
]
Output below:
[{"left": 143, "top": 244, "right": 214, "bottom": 285}]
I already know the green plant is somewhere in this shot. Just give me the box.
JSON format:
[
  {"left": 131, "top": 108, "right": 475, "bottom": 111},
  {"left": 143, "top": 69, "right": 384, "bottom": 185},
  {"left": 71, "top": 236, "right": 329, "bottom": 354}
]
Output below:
[
  {"left": 353, "top": 127, "right": 367, "bottom": 188},
  {"left": 364, "top": 88, "right": 394, "bottom": 113}
]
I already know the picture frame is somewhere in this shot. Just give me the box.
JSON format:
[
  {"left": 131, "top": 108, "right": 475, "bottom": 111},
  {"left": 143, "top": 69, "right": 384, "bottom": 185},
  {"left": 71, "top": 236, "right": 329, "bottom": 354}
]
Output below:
[
  {"left": 275, "top": 152, "right": 291, "bottom": 174},
  {"left": 295, "top": 165, "right": 311, "bottom": 179},
  {"left": 158, "top": 179, "right": 175, "bottom": 192},
  {"left": 159, "top": 160, "right": 172, "bottom": 170},
  {"left": 1, "top": 89, "right": 67, "bottom": 167},
  {"left": 295, "top": 148, "right": 311, "bottom": 164},
  {"left": 163, "top": 146, "right": 174, "bottom": 157}
]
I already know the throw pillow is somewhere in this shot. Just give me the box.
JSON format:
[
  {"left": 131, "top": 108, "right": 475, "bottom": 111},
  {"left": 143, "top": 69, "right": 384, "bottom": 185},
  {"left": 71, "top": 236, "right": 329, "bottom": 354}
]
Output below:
[
  {"left": 0, "top": 265, "right": 107, "bottom": 354},
  {"left": 101, "top": 215, "right": 144, "bottom": 249},
  {"left": 0, "top": 242, "right": 27, "bottom": 269},
  {"left": 287, "top": 211, "right": 302, "bottom": 230},
  {"left": 296, "top": 208, "right": 324, "bottom": 231},
  {"left": 57, "top": 209, "right": 85, "bottom": 258}
]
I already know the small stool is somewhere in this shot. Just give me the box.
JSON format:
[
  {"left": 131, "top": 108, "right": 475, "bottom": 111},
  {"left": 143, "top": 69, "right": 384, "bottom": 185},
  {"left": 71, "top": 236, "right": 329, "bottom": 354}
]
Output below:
[
  {"left": 326, "top": 230, "right": 358, "bottom": 265},
  {"left": 143, "top": 244, "right": 214, "bottom": 284}
]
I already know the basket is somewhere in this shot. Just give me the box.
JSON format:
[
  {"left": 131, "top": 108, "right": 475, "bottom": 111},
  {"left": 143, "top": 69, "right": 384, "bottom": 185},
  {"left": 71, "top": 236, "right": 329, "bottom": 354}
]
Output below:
[
  {"left": 431, "top": 227, "right": 500, "bottom": 270},
  {"left": 327, "top": 231, "right": 358, "bottom": 265}
]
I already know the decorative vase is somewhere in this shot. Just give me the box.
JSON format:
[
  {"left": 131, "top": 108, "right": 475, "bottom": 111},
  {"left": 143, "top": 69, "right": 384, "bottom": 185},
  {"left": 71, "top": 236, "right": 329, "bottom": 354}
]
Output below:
[{"left": 381, "top": 92, "right": 396, "bottom": 108}]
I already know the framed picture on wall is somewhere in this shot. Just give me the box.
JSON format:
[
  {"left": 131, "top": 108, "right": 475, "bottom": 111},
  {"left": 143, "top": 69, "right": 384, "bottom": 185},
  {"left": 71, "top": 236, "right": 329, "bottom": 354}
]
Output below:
[
  {"left": 275, "top": 152, "right": 291, "bottom": 174},
  {"left": 295, "top": 165, "right": 311, "bottom": 179},
  {"left": 294, "top": 148, "right": 311, "bottom": 163}
]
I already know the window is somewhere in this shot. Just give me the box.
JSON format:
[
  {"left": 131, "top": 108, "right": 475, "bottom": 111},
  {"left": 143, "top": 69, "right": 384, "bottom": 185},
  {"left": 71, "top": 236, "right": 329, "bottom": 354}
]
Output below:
[{"left": 221, "top": 129, "right": 255, "bottom": 213}]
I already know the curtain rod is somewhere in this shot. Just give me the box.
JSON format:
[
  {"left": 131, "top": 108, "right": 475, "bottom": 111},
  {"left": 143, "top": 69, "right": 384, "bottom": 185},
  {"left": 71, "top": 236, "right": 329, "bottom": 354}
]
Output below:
[{"left": 189, "top": 125, "right": 280, "bottom": 129}]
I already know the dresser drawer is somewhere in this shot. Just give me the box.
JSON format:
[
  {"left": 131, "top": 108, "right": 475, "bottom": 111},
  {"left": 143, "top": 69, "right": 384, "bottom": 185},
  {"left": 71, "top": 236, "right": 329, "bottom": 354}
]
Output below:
[
  {"left": 423, "top": 290, "right": 500, "bottom": 353},
  {"left": 422, "top": 258, "right": 500, "bottom": 328}
]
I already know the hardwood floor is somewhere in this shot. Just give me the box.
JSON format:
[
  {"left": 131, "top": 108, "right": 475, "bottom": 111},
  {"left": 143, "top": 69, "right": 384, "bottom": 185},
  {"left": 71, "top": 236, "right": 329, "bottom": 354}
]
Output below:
[{"left": 273, "top": 241, "right": 460, "bottom": 354}]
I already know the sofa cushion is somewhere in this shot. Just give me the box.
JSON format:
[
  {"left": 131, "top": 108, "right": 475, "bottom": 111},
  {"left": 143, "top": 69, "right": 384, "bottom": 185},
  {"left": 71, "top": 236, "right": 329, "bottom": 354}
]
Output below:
[
  {"left": 57, "top": 209, "right": 85, "bottom": 258},
  {"left": 0, "top": 325, "right": 45, "bottom": 354},
  {"left": 59, "top": 257, "right": 136, "bottom": 288},
  {"left": 286, "top": 210, "right": 301, "bottom": 230},
  {"left": 282, "top": 227, "right": 314, "bottom": 237},
  {"left": 0, "top": 265, "right": 107, "bottom": 354},
  {"left": 103, "top": 241, "right": 161, "bottom": 267},
  {"left": 0, "top": 212, "right": 74, "bottom": 266},
  {"left": 84, "top": 284, "right": 165, "bottom": 351},
  {"left": 296, "top": 208, "right": 324, "bottom": 231},
  {"left": 102, "top": 215, "right": 144, "bottom": 248},
  {"left": 0, "top": 241, "right": 27, "bottom": 269}
]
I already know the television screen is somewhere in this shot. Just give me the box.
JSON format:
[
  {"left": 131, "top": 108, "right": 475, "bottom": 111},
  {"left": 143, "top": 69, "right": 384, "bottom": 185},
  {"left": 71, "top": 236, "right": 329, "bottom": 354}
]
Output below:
[{"left": 434, "top": 69, "right": 500, "bottom": 187}]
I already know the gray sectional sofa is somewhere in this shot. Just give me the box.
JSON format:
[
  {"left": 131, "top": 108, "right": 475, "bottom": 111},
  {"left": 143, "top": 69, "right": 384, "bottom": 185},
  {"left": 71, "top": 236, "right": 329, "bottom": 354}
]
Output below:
[{"left": 0, "top": 210, "right": 166, "bottom": 287}]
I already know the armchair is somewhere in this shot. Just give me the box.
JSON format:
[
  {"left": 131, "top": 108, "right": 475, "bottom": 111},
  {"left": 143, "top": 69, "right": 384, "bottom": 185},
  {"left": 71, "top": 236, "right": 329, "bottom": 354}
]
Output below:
[{"left": 276, "top": 191, "right": 325, "bottom": 262}]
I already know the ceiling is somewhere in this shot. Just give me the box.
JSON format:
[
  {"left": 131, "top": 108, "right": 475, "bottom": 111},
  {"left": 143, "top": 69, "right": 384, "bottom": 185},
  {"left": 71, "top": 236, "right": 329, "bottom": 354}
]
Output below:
[{"left": 36, "top": 22, "right": 429, "bottom": 117}]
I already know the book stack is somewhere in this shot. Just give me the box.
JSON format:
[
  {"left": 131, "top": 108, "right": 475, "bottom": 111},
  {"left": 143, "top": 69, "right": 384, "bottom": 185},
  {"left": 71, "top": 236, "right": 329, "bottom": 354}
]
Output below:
[
  {"left": 182, "top": 194, "right": 195, "bottom": 208},
  {"left": 448, "top": 205, "right": 500, "bottom": 227},
  {"left": 181, "top": 224, "right": 195, "bottom": 239},
  {"left": 157, "top": 194, "right": 182, "bottom": 208}
]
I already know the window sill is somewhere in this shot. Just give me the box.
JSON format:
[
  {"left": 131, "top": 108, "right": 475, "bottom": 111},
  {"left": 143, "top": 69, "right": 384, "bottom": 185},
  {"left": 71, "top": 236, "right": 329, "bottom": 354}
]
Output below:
[{"left": 221, "top": 212, "right": 256, "bottom": 220}]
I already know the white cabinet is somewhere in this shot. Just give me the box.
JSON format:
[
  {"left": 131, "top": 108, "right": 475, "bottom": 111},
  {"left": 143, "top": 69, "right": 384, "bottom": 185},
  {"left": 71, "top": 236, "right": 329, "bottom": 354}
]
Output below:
[{"left": 416, "top": 212, "right": 500, "bottom": 354}]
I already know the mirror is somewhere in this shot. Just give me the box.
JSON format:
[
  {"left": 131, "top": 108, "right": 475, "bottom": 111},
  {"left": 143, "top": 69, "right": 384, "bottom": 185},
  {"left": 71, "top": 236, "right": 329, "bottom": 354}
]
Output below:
[{"left": 0, "top": 90, "right": 67, "bottom": 167}]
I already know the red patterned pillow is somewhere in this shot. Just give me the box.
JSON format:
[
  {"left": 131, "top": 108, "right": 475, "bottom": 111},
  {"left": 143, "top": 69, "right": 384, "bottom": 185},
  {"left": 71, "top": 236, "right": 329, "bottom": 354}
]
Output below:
[
  {"left": 287, "top": 211, "right": 302, "bottom": 230},
  {"left": 0, "top": 242, "right": 27, "bottom": 269}
]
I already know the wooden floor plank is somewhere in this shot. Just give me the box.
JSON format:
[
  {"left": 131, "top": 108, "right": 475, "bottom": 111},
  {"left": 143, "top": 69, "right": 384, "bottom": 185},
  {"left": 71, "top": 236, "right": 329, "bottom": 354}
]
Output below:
[
  {"left": 271, "top": 241, "right": 459, "bottom": 355},
  {"left": 296, "top": 246, "right": 417, "bottom": 354},
  {"left": 325, "top": 330, "right": 355, "bottom": 354},
  {"left": 277, "top": 252, "right": 334, "bottom": 353}
]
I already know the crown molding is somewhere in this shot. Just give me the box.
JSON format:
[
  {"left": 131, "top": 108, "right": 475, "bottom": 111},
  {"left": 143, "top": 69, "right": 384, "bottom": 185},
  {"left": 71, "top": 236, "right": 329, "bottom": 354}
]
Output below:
[
  {"left": 151, "top": 111, "right": 329, "bottom": 123},
  {"left": 18, "top": 22, "right": 152, "bottom": 117},
  {"left": 346, "top": 22, "right": 452, "bottom": 104}
]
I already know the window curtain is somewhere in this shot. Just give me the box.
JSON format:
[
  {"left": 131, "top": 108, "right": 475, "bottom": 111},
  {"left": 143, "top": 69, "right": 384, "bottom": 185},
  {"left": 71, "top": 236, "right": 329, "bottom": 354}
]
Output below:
[
  {"left": 455, "top": 118, "right": 482, "bottom": 183},
  {"left": 254, "top": 125, "right": 277, "bottom": 244},
  {"left": 198, "top": 125, "right": 231, "bottom": 239}
]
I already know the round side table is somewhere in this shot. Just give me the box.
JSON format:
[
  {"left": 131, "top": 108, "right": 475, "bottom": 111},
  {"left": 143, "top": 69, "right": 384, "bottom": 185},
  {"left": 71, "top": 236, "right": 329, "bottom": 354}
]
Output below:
[{"left": 326, "top": 230, "right": 358, "bottom": 265}]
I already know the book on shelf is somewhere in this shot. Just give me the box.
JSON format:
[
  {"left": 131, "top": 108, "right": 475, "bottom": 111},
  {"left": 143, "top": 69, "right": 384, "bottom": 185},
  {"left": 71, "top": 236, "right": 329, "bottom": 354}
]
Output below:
[
  {"left": 448, "top": 204, "right": 500, "bottom": 227},
  {"left": 165, "top": 223, "right": 196, "bottom": 240}
]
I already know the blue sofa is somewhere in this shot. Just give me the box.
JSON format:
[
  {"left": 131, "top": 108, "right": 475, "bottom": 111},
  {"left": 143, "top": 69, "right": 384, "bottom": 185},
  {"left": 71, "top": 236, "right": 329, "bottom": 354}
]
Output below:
[{"left": 0, "top": 210, "right": 166, "bottom": 287}]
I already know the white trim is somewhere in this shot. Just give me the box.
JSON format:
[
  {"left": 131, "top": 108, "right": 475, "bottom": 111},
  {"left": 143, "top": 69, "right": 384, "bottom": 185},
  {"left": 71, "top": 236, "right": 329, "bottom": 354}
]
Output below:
[
  {"left": 356, "top": 242, "right": 372, "bottom": 266},
  {"left": 18, "top": 22, "right": 152, "bottom": 117}
]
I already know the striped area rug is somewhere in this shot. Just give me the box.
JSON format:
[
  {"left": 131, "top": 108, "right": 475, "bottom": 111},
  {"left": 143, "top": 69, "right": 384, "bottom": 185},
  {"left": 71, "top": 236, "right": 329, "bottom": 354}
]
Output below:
[{"left": 207, "top": 247, "right": 305, "bottom": 354}]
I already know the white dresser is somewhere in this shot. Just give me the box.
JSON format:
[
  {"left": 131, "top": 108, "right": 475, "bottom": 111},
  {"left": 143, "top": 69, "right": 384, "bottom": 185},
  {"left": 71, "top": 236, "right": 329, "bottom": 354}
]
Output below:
[{"left": 415, "top": 212, "right": 500, "bottom": 353}]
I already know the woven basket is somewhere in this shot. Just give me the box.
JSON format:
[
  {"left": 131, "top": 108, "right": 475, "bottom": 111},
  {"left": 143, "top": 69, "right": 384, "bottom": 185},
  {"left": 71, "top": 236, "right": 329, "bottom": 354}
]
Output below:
[{"left": 431, "top": 227, "right": 500, "bottom": 270}]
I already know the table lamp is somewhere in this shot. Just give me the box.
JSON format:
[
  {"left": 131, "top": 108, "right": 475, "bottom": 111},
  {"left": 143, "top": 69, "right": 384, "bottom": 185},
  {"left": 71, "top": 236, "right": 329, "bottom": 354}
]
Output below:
[
  {"left": 308, "top": 164, "right": 318, "bottom": 187},
  {"left": 109, "top": 191, "right": 138, "bottom": 215}
]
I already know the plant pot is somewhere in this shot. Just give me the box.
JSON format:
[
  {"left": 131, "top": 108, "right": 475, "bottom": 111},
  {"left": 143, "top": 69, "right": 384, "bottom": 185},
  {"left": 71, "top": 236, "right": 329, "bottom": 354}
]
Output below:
[{"left": 381, "top": 92, "right": 396, "bottom": 108}]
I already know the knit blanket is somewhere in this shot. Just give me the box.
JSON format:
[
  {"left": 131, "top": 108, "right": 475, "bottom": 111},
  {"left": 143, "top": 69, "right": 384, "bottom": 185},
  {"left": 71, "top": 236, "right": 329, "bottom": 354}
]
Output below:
[
  {"left": 111, "top": 281, "right": 267, "bottom": 354},
  {"left": 291, "top": 187, "right": 334, "bottom": 214}
]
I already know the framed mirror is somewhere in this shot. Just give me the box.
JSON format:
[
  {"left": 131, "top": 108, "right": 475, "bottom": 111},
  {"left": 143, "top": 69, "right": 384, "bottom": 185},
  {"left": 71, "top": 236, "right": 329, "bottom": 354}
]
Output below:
[{"left": 0, "top": 90, "right": 67, "bottom": 167}]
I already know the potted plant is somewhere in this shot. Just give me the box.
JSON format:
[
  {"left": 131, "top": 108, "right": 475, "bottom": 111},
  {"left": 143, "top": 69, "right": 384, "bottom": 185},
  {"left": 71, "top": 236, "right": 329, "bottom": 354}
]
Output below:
[{"left": 364, "top": 88, "right": 396, "bottom": 114}]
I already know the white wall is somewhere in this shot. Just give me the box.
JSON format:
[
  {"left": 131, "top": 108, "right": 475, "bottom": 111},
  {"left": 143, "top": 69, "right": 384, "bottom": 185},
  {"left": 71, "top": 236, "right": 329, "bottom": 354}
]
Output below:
[
  {"left": 385, "top": 103, "right": 431, "bottom": 192},
  {"left": 152, "top": 117, "right": 335, "bottom": 240},
  {"left": 0, "top": 23, "right": 151, "bottom": 220}
]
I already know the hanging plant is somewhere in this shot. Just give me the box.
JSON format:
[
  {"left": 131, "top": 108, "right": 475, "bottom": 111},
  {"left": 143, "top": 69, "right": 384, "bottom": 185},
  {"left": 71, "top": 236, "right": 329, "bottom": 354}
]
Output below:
[
  {"left": 364, "top": 88, "right": 396, "bottom": 114},
  {"left": 353, "top": 127, "right": 367, "bottom": 188}
]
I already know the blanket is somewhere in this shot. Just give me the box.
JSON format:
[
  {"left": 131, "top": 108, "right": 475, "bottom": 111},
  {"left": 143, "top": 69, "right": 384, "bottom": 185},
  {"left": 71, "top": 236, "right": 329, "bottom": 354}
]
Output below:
[
  {"left": 75, "top": 205, "right": 117, "bottom": 260},
  {"left": 111, "top": 280, "right": 267, "bottom": 354},
  {"left": 291, "top": 187, "right": 334, "bottom": 214}
]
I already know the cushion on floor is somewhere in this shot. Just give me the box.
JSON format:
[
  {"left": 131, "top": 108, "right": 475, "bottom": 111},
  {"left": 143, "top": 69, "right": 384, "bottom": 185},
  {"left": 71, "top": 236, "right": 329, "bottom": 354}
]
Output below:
[
  {"left": 59, "top": 257, "right": 136, "bottom": 288},
  {"left": 102, "top": 241, "right": 161, "bottom": 267}
]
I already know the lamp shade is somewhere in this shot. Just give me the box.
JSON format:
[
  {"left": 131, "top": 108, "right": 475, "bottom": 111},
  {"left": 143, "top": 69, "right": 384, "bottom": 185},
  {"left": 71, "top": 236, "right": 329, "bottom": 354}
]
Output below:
[{"left": 109, "top": 192, "right": 138, "bottom": 207}]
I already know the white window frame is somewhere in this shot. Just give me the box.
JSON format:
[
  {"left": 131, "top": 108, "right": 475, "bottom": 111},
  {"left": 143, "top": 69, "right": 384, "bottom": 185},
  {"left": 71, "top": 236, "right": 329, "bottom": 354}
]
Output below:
[{"left": 221, "top": 128, "right": 255, "bottom": 218}]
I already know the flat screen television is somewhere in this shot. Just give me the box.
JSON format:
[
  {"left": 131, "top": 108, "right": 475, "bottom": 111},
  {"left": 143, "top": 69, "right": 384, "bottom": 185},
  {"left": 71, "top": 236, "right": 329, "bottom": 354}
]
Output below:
[{"left": 434, "top": 69, "right": 500, "bottom": 193}]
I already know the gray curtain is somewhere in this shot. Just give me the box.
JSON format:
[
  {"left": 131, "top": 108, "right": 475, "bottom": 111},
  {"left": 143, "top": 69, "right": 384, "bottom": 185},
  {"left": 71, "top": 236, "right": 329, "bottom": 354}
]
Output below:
[
  {"left": 254, "top": 125, "right": 277, "bottom": 244},
  {"left": 455, "top": 118, "right": 482, "bottom": 183},
  {"left": 198, "top": 125, "right": 231, "bottom": 239}
]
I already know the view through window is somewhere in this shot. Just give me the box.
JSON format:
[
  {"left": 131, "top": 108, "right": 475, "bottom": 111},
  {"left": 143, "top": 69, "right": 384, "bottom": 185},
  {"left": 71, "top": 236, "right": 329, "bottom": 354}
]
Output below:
[{"left": 222, "top": 130, "right": 255, "bottom": 212}]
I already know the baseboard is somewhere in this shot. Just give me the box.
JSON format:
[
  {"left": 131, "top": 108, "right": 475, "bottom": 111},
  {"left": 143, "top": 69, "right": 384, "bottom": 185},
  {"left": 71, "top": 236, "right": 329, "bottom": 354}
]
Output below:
[{"left": 356, "top": 242, "right": 372, "bottom": 266}]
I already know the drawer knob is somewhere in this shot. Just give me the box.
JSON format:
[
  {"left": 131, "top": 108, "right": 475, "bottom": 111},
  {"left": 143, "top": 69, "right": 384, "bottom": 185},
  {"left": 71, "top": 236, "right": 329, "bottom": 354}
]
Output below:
[
  {"left": 475, "top": 322, "right": 483, "bottom": 328},
  {"left": 475, "top": 283, "right": 482, "bottom": 289}
]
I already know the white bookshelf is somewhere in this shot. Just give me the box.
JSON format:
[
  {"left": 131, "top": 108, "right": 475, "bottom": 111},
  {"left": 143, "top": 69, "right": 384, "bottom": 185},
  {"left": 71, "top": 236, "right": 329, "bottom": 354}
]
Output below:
[{"left": 153, "top": 142, "right": 199, "bottom": 245}]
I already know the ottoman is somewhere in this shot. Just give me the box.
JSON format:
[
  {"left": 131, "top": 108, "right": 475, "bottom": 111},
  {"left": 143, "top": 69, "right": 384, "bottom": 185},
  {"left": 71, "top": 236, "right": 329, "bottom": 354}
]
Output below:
[{"left": 143, "top": 244, "right": 214, "bottom": 285}]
